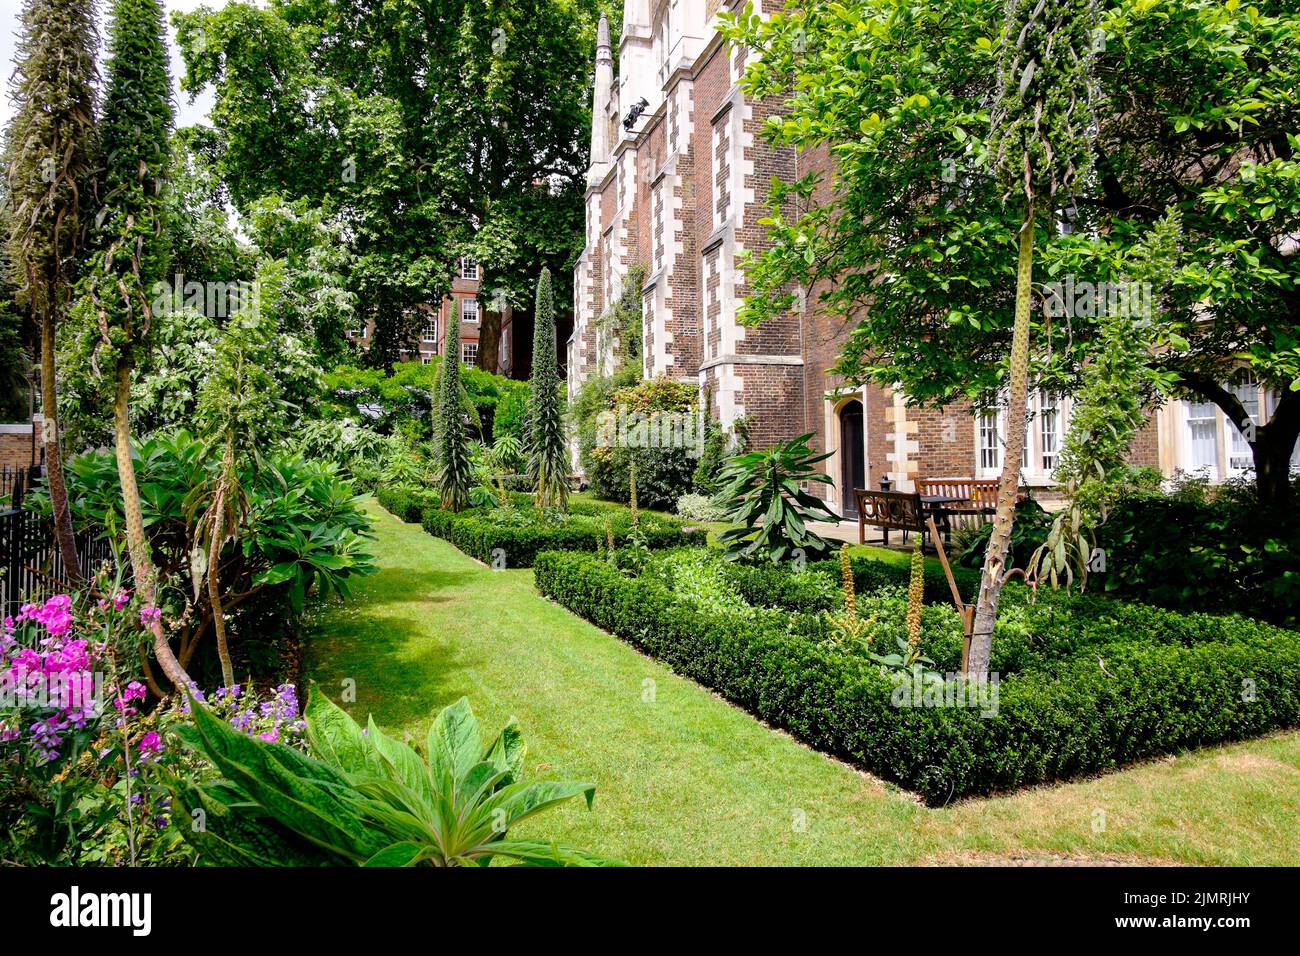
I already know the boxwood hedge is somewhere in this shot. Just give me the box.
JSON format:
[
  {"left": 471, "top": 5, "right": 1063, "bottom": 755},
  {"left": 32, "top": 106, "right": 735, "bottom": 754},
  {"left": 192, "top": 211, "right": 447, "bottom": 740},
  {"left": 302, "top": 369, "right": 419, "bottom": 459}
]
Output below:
[
  {"left": 375, "top": 484, "right": 437, "bottom": 524},
  {"left": 534, "top": 549, "right": 1300, "bottom": 804},
  {"left": 411, "top": 503, "right": 706, "bottom": 567}
]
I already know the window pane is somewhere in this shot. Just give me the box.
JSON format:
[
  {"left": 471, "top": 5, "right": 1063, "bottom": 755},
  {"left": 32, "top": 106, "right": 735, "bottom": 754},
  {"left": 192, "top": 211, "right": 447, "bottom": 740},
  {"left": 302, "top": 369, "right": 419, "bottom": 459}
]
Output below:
[
  {"left": 1186, "top": 400, "right": 1218, "bottom": 471},
  {"left": 1039, "top": 392, "right": 1059, "bottom": 472},
  {"left": 979, "top": 412, "right": 1000, "bottom": 472}
]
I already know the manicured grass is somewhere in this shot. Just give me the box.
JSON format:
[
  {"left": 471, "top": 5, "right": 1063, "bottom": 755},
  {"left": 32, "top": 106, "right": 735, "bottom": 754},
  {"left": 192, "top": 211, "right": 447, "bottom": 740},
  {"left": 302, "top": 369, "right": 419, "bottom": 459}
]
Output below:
[{"left": 303, "top": 500, "right": 1300, "bottom": 865}]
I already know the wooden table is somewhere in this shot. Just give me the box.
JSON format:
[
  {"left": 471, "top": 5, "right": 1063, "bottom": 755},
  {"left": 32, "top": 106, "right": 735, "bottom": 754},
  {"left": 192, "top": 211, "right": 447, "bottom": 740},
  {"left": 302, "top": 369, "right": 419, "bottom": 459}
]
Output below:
[{"left": 918, "top": 494, "right": 966, "bottom": 543}]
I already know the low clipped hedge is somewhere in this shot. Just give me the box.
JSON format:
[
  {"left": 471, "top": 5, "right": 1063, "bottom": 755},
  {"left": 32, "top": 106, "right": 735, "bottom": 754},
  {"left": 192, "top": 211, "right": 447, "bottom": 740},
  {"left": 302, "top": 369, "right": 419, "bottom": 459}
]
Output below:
[
  {"left": 534, "top": 550, "right": 1300, "bottom": 804},
  {"left": 374, "top": 484, "right": 436, "bottom": 524},
  {"left": 417, "top": 504, "right": 706, "bottom": 568}
]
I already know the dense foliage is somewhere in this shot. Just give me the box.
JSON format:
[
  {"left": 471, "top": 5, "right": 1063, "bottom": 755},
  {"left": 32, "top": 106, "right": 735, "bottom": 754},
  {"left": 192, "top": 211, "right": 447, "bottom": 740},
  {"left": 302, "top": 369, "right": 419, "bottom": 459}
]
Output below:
[
  {"left": 1095, "top": 487, "right": 1300, "bottom": 628},
  {"left": 578, "top": 376, "right": 700, "bottom": 511},
  {"left": 404, "top": 493, "right": 706, "bottom": 569},
  {"left": 173, "top": 0, "right": 602, "bottom": 364},
  {"left": 32, "top": 431, "right": 374, "bottom": 682}
]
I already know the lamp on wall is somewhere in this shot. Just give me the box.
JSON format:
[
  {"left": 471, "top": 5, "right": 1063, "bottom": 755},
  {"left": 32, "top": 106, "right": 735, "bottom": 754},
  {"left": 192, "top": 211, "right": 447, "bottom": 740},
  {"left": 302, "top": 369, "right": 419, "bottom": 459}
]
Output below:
[{"left": 622, "top": 97, "right": 649, "bottom": 131}]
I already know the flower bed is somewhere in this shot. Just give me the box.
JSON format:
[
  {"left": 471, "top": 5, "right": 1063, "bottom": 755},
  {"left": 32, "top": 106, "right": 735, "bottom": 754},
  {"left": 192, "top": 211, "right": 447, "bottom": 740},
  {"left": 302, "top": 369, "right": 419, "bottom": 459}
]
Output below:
[{"left": 533, "top": 547, "right": 1300, "bottom": 804}]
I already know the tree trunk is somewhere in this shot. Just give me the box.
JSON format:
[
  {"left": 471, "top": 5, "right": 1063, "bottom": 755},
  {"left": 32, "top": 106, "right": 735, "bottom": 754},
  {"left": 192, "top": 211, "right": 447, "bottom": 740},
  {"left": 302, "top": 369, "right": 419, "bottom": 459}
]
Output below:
[
  {"left": 478, "top": 299, "right": 503, "bottom": 375},
  {"left": 208, "top": 444, "right": 234, "bottom": 687},
  {"left": 112, "top": 362, "right": 190, "bottom": 691},
  {"left": 1184, "top": 373, "right": 1299, "bottom": 510},
  {"left": 39, "top": 317, "right": 82, "bottom": 584},
  {"left": 968, "top": 204, "right": 1036, "bottom": 678},
  {"left": 1253, "top": 419, "right": 1299, "bottom": 509}
]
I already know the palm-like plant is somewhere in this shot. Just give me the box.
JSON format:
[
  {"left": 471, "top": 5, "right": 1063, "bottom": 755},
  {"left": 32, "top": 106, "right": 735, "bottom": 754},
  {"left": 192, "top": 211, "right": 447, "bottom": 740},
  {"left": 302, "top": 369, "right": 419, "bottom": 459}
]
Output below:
[
  {"left": 166, "top": 688, "right": 613, "bottom": 866},
  {"left": 716, "top": 433, "right": 840, "bottom": 564}
]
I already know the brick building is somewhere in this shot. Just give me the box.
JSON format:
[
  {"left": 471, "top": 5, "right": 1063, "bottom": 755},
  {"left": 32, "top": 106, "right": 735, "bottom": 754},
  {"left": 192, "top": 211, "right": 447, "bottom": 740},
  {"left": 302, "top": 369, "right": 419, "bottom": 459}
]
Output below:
[
  {"left": 570, "top": 1, "right": 1297, "bottom": 516},
  {"left": 349, "top": 257, "right": 513, "bottom": 373}
]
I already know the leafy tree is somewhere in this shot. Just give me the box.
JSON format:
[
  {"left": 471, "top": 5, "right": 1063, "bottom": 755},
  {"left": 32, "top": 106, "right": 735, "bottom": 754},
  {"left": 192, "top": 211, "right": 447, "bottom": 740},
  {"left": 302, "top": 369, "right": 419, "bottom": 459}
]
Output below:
[
  {"left": 173, "top": 0, "right": 602, "bottom": 367},
  {"left": 1, "top": 0, "right": 99, "bottom": 578},
  {"left": 437, "top": 300, "right": 472, "bottom": 511},
  {"left": 527, "top": 267, "right": 567, "bottom": 510},
  {"left": 75, "top": 0, "right": 187, "bottom": 688},
  {"left": 963, "top": 0, "right": 1102, "bottom": 674},
  {"left": 722, "top": 0, "right": 1300, "bottom": 509}
]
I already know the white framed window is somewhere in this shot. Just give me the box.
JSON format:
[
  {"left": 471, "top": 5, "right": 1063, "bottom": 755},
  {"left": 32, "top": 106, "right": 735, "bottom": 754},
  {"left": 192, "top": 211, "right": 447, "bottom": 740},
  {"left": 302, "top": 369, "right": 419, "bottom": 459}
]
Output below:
[
  {"left": 1039, "top": 392, "right": 1060, "bottom": 473},
  {"left": 421, "top": 355, "right": 431, "bottom": 365},
  {"left": 421, "top": 317, "right": 438, "bottom": 344},
  {"left": 1227, "top": 372, "right": 1261, "bottom": 474},
  {"left": 978, "top": 411, "right": 1002, "bottom": 474},
  {"left": 460, "top": 257, "right": 479, "bottom": 280},
  {"left": 348, "top": 326, "right": 365, "bottom": 340},
  {"left": 1173, "top": 370, "right": 1296, "bottom": 480},
  {"left": 461, "top": 341, "right": 478, "bottom": 365},
  {"left": 975, "top": 390, "right": 1064, "bottom": 482},
  {"left": 1184, "top": 399, "right": 1221, "bottom": 476},
  {"left": 460, "top": 298, "right": 479, "bottom": 323}
]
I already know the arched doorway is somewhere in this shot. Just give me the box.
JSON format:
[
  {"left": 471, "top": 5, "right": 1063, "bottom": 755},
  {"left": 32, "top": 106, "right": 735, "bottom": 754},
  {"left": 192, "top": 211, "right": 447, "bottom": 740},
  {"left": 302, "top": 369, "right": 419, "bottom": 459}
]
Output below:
[{"left": 839, "top": 399, "right": 865, "bottom": 518}]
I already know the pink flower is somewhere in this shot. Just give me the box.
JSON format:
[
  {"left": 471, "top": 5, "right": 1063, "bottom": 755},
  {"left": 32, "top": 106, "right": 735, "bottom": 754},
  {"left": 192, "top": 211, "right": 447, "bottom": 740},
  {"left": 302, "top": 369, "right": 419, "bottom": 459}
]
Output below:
[
  {"left": 137, "top": 731, "right": 164, "bottom": 758},
  {"left": 139, "top": 606, "right": 162, "bottom": 627},
  {"left": 113, "top": 590, "right": 132, "bottom": 611},
  {"left": 258, "top": 728, "right": 279, "bottom": 743}
]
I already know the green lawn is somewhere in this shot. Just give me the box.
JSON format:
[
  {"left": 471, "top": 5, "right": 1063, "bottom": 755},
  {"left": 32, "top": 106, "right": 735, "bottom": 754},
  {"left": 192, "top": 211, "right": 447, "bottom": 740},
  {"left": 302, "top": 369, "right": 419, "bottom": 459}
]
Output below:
[{"left": 303, "top": 500, "right": 1300, "bottom": 865}]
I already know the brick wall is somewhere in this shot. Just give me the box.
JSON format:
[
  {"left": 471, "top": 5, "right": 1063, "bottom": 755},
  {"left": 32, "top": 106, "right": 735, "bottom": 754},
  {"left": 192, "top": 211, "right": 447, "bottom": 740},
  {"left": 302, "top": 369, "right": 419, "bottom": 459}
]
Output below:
[{"left": 0, "top": 423, "right": 39, "bottom": 471}]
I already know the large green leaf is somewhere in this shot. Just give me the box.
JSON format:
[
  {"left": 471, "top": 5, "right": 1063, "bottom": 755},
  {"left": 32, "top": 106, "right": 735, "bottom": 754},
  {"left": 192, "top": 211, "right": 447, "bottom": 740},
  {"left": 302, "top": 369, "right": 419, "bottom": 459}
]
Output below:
[
  {"left": 482, "top": 718, "right": 526, "bottom": 786},
  {"left": 363, "top": 842, "right": 427, "bottom": 867},
  {"left": 479, "top": 779, "right": 597, "bottom": 832},
  {"left": 363, "top": 716, "right": 436, "bottom": 805},
  {"left": 425, "top": 695, "right": 482, "bottom": 787},
  {"left": 304, "top": 683, "right": 381, "bottom": 777}
]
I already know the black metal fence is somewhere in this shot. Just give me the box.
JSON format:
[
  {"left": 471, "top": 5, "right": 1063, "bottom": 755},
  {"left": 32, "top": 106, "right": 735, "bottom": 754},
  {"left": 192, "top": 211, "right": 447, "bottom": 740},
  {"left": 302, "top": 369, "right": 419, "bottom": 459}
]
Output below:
[
  {"left": 0, "top": 503, "right": 115, "bottom": 619},
  {"left": 0, "top": 463, "right": 37, "bottom": 508}
]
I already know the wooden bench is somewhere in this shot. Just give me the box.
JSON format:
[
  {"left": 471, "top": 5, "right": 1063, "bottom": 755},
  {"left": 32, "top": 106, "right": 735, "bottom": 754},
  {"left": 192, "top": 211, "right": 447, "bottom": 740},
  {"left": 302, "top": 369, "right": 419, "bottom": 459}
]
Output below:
[
  {"left": 853, "top": 489, "right": 948, "bottom": 548},
  {"left": 916, "top": 477, "right": 998, "bottom": 530}
]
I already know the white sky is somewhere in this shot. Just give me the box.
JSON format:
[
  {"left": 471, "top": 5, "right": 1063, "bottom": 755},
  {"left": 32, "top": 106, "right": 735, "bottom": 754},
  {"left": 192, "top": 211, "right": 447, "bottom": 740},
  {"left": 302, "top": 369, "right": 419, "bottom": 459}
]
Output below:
[{"left": 0, "top": 0, "right": 217, "bottom": 132}]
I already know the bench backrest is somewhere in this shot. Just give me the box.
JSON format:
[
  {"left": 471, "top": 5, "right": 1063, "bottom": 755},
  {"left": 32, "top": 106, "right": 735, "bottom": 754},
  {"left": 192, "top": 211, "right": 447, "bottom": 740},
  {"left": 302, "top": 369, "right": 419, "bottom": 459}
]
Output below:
[
  {"left": 853, "top": 489, "right": 925, "bottom": 531},
  {"left": 917, "top": 477, "right": 998, "bottom": 508}
]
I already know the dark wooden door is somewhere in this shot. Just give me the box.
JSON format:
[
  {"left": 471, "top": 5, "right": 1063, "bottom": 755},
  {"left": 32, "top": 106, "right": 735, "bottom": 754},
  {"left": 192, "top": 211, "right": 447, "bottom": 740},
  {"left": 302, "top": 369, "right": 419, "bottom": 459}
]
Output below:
[{"left": 839, "top": 400, "right": 865, "bottom": 518}]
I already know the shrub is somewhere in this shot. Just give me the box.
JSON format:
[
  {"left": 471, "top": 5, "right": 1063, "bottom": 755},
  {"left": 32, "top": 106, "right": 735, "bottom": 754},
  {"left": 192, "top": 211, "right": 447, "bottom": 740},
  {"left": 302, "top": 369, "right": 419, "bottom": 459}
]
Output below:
[
  {"left": 375, "top": 483, "right": 430, "bottom": 523},
  {"left": 534, "top": 550, "right": 1300, "bottom": 804},
  {"left": 577, "top": 376, "right": 700, "bottom": 510},
  {"left": 1094, "top": 492, "right": 1300, "bottom": 627},
  {"left": 675, "top": 492, "right": 726, "bottom": 522},
  {"left": 808, "top": 552, "right": 984, "bottom": 607}
]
